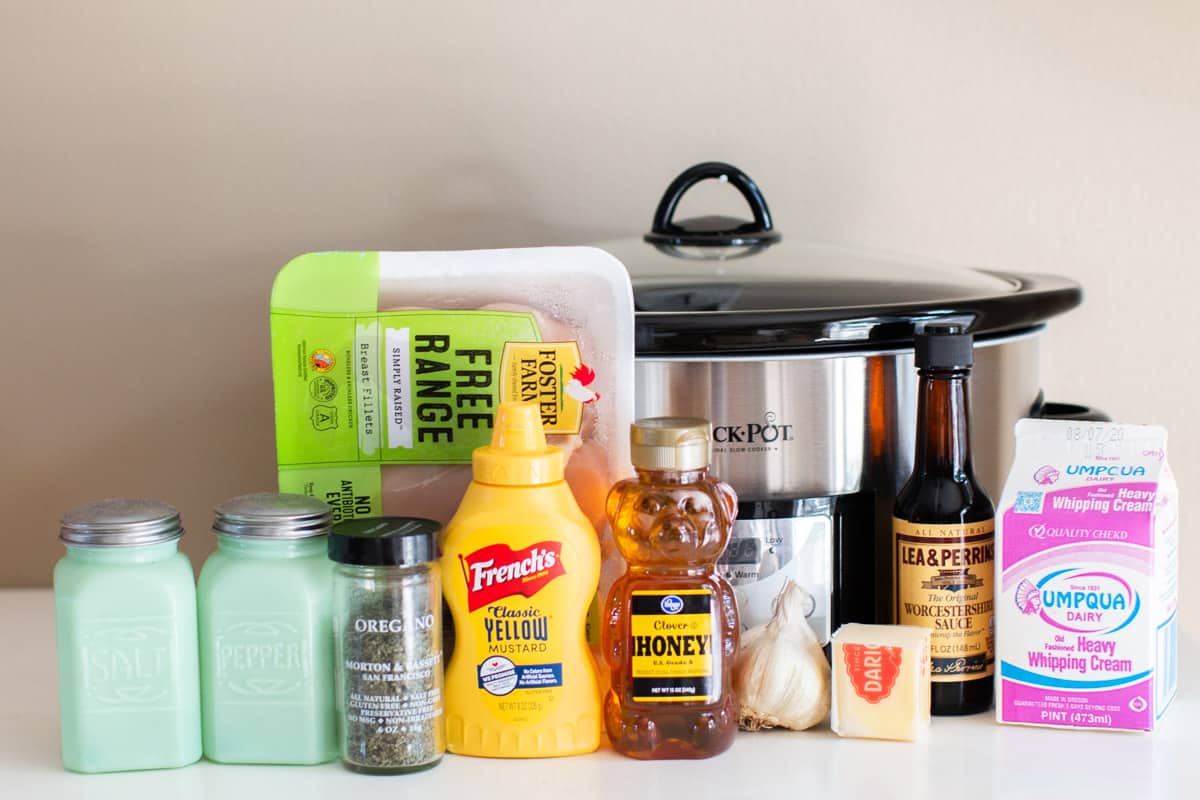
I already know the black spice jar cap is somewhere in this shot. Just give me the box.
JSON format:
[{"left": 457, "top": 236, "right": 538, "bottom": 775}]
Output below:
[
  {"left": 328, "top": 517, "right": 439, "bottom": 566},
  {"left": 915, "top": 322, "right": 974, "bottom": 370}
]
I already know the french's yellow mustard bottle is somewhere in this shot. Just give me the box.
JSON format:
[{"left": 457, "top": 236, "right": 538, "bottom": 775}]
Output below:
[{"left": 441, "top": 402, "right": 601, "bottom": 757}]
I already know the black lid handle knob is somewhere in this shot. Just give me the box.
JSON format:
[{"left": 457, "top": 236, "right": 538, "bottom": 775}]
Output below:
[{"left": 645, "top": 162, "right": 781, "bottom": 247}]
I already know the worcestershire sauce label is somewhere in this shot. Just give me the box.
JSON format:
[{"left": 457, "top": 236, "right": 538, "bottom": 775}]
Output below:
[
  {"left": 894, "top": 518, "right": 995, "bottom": 682},
  {"left": 629, "top": 589, "right": 715, "bottom": 703}
]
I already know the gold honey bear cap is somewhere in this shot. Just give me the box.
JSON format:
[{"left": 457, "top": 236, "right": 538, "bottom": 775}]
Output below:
[{"left": 630, "top": 417, "right": 712, "bottom": 471}]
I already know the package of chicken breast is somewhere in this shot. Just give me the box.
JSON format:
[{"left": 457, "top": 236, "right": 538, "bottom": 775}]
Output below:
[{"left": 269, "top": 248, "right": 634, "bottom": 586}]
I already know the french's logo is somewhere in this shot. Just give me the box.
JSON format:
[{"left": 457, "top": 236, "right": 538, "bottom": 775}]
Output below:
[{"left": 459, "top": 541, "right": 566, "bottom": 612}]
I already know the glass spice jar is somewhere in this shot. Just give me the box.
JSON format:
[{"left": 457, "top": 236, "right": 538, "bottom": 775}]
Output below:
[
  {"left": 197, "top": 493, "right": 337, "bottom": 764},
  {"left": 329, "top": 517, "right": 444, "bottom": 774},
  {"left": 53, "top": 498, "right": 202, "bottom": 773}
]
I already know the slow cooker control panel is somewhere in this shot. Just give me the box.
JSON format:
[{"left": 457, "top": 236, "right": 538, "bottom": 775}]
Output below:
[{"left": 719, "top": 498, "right": 833, "bottom": 644}]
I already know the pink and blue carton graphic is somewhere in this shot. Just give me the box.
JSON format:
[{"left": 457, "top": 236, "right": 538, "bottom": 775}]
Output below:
[{"left": 997, "top": 419, "right": 1178, "bottom": 731}]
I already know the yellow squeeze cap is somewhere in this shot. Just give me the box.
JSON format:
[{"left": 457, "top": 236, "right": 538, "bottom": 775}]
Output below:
[{"left": 472, "top": 402, "right": 565, "bottom": 486}]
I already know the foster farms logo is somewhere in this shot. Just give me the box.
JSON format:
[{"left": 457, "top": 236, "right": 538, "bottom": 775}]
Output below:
[{"left": 1016, "top": 568, "right": 1140, "bottom": 634}]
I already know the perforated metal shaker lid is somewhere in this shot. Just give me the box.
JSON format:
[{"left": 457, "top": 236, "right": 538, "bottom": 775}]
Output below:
[
  {"left": 212, "top": 492, "right": 332, "bottom": 539},
  {"left": 60, "top": 497, "right": 184, "bottom": 547}
]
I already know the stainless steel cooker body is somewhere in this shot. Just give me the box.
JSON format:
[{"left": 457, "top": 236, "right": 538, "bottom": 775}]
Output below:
[
  {"left": 635, "top": 328, "right": 1041, "bottom": 504},
  {"left": 636, "top": 328, "right": 1042, "bottom": 627},
  {"left": 610, "top": 160, "right": 1086, "bottom": 631}
]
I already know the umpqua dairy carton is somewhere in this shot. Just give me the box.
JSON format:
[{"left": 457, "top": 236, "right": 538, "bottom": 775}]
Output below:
[{"left": 997, "top": 419, "right": 1178, "bottom": 731}]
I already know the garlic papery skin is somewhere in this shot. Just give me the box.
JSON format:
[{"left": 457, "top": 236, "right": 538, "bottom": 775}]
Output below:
[{"left": 734, "top": 579, "right": 831, "bottom": 731}]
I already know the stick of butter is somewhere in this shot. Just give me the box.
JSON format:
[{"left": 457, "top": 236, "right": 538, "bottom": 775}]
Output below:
[{"left": 831, "top": 624, "right": 931, "bottom": 741}]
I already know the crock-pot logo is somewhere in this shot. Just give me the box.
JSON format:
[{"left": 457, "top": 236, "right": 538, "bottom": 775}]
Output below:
[
  {"left": 1018, "top": 568, "right": 1139, "bottom": 634},
  {"left": 712, "top": 412, "right": 794, "bottom": 445}
]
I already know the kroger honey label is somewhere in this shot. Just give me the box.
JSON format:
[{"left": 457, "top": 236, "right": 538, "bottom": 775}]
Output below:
[
  {"left": 894, "top": 518, "right": 995, "bottom": 682},
  {"left": 629, "top": 589, "right": 716, "bottom": 703}
]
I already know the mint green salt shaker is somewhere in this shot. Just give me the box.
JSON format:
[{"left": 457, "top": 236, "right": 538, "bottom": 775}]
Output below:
[
  {"left": 197, "top": 493, "right": 336, "bottom": 764},
  {"left": 54, "top": 498, "right": 202, "bottom": 773}
]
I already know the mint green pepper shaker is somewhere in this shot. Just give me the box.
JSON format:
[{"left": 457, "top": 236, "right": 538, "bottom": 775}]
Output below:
[
  {"left": 54, "top": 498, "right": 202, "bottom": 773},
  {"left": 197, "top": 493, "right": 336, "bottom": 764}
]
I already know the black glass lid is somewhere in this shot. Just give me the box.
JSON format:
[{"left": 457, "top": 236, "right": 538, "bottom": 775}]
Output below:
[{"left": 597, "top": 162, "right": 1082, "bottom": 356}]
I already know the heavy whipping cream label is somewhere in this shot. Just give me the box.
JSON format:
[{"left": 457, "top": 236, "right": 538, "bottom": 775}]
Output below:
[
  {"left": 628, "top": 589, "right": 716, "bottom": 703},
  {"left": 894, "top": 518, "right": 995, "bottom": 682},
  {"left": 457, "top": 538, "right": 574, "bottom": 722},
  {"left": 1004, "top": 563, "right": 1142, "bottom": 676},
  {"left": 997, "top": 420, "right": 1178, "bottom": 731}
]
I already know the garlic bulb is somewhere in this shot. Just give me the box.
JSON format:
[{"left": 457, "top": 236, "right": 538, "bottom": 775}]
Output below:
[{"left": 734, "top": 579, "right": 830, "bottom": 731}]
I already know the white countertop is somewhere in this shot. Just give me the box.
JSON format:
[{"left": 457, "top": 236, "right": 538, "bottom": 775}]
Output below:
[{"left": 3, "top": 588, "right": 1197, "bottom": 798}]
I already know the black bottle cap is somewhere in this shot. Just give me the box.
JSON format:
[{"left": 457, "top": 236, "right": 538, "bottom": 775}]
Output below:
[
  {"left": 915, "top": 322, "right": 974, "bottom": 370},
  {"left": 328, "top": 517, "right": 439, "bottom": 566}
]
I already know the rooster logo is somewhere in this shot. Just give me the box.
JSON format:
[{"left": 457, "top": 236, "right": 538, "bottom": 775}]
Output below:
[{"left": 564, "top": 364, "right": 601, "bottom": 404}]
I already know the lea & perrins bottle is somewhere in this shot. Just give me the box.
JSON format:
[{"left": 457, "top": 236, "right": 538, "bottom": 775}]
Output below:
[
  {"left": 603, "top": 418, "right": 739, "bottom": 759},
  {"left": 893, "top": 323, "right": 995, "bottom": 715},
  {"left": 440, "top": 402, "right": 601, "bottom": 757}
]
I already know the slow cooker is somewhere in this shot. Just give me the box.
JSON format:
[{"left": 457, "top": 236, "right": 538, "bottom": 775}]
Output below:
[{"left": 596, "top": 161, "right": 1099, "bottom": 638}]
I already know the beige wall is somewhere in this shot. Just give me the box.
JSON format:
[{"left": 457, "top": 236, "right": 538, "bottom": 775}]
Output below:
[{"left": 2, "top": 2, "right": 1196, "bottom": 629}]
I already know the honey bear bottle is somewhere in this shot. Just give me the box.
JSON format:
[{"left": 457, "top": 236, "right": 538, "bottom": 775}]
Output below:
[{"left": 603, "top": 417, "right": 739, "bottom": 759}]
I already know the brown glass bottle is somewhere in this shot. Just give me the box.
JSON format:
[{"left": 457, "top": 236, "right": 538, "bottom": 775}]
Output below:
[
  {"left": 602, "top": 418, "right": 739, "bottom": 759},
  {"left": 893, "top": 323, "right": 995, "bottom": 716}
]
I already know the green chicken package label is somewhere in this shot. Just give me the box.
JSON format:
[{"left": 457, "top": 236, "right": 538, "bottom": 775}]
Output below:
[{"left": 270, "top": 250, "right": 633, "bottom": 523}]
